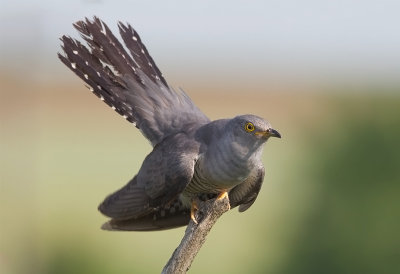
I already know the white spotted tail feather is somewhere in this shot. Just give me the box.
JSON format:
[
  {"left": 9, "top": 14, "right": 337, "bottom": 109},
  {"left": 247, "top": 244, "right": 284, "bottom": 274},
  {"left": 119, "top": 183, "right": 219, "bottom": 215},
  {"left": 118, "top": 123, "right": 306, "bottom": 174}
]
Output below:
[{"left": 58, "top": 16, "right": 209, "bottom": 147}]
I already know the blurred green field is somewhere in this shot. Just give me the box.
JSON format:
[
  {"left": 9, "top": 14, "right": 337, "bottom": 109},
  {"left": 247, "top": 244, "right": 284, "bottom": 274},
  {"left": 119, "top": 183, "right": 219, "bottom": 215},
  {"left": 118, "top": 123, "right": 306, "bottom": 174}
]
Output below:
[{"left": 1, "top": 76, "right": 400, "bottom": 273}]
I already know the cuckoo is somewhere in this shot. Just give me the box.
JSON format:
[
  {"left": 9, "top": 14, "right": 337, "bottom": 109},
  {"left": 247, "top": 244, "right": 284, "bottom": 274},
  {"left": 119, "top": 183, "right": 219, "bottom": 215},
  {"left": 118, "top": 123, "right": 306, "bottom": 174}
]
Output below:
[{"left": 58, "top": 17, "right": 281, "bottom": 231}]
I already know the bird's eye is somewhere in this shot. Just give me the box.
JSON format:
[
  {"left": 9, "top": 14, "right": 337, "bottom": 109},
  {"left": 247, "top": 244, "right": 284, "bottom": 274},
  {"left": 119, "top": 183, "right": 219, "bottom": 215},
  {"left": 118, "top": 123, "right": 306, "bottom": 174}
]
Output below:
[{"left": 245, "top": 122, "right": 255, "bottom": 132}]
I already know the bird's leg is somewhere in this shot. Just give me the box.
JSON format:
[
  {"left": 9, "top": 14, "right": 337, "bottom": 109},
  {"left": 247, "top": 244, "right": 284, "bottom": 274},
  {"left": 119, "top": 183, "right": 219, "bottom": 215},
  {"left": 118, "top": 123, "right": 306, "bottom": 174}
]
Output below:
[
  {"left": 190, "top": 191, "right": 230, "bottom": 224},
  {"left": 217, "top": 191, "right": 228, "bottom": 200},
  {"left": 217, "top": 190, "right": 231, "bottom": 210},
  {"left": 190, "top": 199, "right": 199, "bottom": 224}
]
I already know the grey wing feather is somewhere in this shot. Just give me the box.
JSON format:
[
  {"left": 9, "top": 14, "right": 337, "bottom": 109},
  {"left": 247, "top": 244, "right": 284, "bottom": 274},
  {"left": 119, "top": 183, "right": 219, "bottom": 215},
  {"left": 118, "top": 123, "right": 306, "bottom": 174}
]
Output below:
[
  {"left": 98, "top": 133, "right": 199, "bottom": 221},
  {"left": 101, "top": 196, "right": 191, "bottom": 231},
  {"left": 229, "top": 166, "right": 265, "bottom": 212},
  {"left": 139, "top": 133, "right": 199, "bottom": 206},
  {"left": 98, "top": 176, "right": 152, "bottom": 220},
  {"left": 58, "top": 16, "right": 209, "bottom": 146}
]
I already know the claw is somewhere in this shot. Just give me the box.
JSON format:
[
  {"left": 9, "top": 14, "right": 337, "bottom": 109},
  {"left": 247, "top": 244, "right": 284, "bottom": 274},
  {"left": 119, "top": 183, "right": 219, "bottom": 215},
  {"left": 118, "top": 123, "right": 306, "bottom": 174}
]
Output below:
[
  {"left": 217, "top": 191, "right": 230, "bottom": 210},
  {"left": 190, "top": 200, "right": 199, "bottom": 224},
  {"left": 217, "top": 191, "right": 228, "bottom": 200}
]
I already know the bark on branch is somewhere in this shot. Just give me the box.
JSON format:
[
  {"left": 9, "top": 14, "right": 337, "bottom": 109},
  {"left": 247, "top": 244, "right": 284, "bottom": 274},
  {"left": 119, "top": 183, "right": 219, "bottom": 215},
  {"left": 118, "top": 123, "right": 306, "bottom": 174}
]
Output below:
[{"left": 162, "top": 195, "right": 230, "bottom": 274}]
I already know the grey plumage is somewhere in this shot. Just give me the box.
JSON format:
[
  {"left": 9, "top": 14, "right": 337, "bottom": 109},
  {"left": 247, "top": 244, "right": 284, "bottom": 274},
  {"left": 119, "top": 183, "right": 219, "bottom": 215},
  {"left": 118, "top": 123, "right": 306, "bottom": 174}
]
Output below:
[{"left": 58, "top": 17, "right": 281, "bottom": 231}]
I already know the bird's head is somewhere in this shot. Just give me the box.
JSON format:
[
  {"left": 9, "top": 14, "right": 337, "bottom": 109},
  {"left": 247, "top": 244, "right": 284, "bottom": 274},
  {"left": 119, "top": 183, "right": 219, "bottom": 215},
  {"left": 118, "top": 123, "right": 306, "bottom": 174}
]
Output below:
[{"left": 228, "top": 114, "right": 281, "bottom": 148}]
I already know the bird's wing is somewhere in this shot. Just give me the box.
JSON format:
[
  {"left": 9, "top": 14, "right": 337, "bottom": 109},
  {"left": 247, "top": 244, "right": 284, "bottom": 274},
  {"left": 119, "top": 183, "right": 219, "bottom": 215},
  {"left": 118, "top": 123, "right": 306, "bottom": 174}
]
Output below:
[
  {"left": 58, "top": 17, "right": 209, "bottom": 146},
  {"left": 229, "top": 165, "right": 265, "bottom": 212},
  {"left": 98, "top": 133, "right": 199, "bottom": 221}
]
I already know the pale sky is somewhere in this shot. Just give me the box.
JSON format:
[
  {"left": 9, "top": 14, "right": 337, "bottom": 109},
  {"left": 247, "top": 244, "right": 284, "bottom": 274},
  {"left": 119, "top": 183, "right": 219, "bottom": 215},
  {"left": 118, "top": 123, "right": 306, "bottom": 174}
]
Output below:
[{"left": 1, "top": 0, "right": 399, "bottom": 86}]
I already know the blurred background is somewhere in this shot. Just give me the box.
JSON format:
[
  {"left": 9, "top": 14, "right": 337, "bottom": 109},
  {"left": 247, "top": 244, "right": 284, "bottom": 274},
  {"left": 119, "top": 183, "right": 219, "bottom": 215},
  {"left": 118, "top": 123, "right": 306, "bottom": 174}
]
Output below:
[{"left": 1, "top": 1, "right": 400, "bottom": 273}]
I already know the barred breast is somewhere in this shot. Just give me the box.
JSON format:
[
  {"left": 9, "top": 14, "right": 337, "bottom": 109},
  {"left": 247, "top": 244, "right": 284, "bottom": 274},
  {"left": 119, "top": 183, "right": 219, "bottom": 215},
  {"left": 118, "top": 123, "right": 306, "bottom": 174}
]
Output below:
[{"left": 182, "top": 138, "right": 259, "bottom": 201}]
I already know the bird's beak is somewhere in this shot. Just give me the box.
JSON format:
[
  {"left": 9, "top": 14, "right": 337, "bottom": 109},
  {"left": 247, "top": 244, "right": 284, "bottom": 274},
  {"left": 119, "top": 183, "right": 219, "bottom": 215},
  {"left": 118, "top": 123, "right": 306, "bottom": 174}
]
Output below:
[
  {"left": 269, "top": 128, "right": 281, "bottom": 138},
  {"left": 255, "top": 128, "right": 281, "bottom": 139}
]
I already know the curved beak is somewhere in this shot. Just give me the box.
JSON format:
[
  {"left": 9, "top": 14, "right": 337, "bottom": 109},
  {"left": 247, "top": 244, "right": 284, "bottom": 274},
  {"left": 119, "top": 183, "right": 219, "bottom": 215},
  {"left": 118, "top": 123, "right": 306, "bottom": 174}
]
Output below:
[
  {"left": 255, "top": 128, "right": 281, "bottom": 139},
  {"left": 269, "top": 128, "right": 281, "bottom": 138}
]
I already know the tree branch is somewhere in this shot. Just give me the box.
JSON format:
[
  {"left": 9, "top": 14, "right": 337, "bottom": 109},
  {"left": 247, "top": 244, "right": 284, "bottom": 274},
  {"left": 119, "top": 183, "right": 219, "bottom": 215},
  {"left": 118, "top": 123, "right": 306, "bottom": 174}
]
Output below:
[{"left": 162, "top": 195, "right": 230, "bottom": 274}]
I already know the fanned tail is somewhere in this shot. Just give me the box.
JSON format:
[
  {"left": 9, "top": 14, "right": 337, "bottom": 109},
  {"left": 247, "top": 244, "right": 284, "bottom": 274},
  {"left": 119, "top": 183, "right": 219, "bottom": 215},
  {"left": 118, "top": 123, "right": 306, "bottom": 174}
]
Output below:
[
  {"left": 58, "top": 17, "right": 139, "bottom": 125},
  {"left": 58, "top": 16, "right": 209, "bottom": 146},
  {"left": 117, "top": 21, "right": 167, "bottom": 86},
  {"left": 58, "top": 16, "right": 170, "bottom": 130}
]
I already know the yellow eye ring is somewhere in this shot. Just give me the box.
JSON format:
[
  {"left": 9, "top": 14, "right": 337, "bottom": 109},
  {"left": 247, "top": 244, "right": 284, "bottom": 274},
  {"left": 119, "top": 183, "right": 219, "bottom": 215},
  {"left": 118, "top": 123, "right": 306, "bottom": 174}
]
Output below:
[{"left": 245, "top": 122, "right": 255, "bottom": 132}]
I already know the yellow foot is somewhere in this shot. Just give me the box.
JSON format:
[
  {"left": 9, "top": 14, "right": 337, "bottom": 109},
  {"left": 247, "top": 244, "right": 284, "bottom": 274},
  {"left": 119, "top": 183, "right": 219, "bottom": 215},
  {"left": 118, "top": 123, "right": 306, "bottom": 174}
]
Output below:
[
  {"left": 217, "top": 191, "right": 230, "bottom": 210},
  {"left": 190, "top": 200, "right": 199, "bottom": 224},
  {"left": 217, "top": 191, "right": 228, "bottom": 200}
]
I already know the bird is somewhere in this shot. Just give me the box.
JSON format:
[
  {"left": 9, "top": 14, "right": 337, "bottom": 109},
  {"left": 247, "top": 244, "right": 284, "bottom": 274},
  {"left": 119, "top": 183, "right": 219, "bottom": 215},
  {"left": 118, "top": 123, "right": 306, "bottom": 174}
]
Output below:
[{"left": 58, "top": 16, "right": 281, "bottom": 231}]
